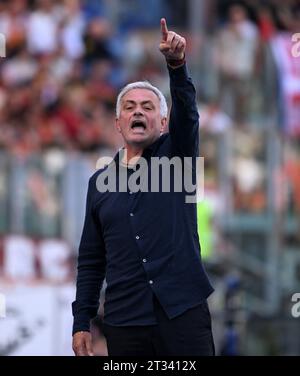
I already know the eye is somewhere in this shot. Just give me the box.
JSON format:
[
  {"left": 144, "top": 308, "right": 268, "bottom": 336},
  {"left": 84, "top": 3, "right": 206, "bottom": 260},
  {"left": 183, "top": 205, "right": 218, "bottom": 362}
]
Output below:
[{"left": 144, "top": 106, "right": 153, "bottom": 110}]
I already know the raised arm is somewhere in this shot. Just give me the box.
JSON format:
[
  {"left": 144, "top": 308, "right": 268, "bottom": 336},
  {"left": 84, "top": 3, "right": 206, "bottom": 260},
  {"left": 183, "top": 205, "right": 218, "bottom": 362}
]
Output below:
[
  {"left": 72, "top": 175, "right": 106, "bottom": 356},
  {"left": 159, "top": 18, "right": 200, "bottom": 157}
]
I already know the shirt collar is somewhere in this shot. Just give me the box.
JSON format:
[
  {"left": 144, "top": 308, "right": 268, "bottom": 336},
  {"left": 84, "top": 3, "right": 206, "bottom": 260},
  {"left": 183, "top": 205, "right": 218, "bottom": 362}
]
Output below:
[{"left": 113, "top": 135, "right": 164, "bottom": 163}]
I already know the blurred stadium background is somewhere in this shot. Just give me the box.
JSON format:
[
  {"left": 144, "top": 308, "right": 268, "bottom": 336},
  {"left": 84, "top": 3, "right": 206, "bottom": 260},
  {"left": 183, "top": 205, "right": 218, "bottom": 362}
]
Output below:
[{"left": 0, "top": 0, "right": 300, "bottom": 356}]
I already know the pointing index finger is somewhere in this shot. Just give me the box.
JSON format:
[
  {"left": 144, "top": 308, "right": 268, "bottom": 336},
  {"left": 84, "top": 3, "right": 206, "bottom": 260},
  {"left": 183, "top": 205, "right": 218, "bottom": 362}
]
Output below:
[{"left": 161, "top": 18, "right": 168, "bottom": 41}]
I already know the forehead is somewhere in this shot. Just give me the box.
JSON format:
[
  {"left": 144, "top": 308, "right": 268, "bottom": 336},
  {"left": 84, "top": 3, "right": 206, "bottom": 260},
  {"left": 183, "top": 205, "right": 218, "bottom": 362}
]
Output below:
[{"left": 121, "top": 88, "right": 160, "bottom": 105}]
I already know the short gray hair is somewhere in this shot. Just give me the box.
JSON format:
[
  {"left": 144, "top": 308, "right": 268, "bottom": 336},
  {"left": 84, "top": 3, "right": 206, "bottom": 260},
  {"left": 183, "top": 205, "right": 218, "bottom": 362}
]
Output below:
[{"left": 116, "top": 81, "right": 168, "bottom": 119}]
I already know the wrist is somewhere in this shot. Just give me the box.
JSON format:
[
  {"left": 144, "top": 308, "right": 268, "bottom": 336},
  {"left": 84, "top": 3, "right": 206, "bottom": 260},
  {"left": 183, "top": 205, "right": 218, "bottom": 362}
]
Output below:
[{"left": 166, "top": 54, "right": 186, "bottom": 68}]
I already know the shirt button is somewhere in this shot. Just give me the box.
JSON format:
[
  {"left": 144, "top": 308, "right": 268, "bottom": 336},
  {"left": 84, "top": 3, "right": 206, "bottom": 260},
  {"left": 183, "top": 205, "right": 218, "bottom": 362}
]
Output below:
[
  {"left": 149, "top": 280, "right": 153, "bottom": 284},
  {"left": 130, "top": 213, "right": 134, "bottom": 217},
  {"left": 143, "top": 258, "right": 147, "bottom": 263},
  {"left": 135, "top": 235, "right": 140, "bottom": 240}
]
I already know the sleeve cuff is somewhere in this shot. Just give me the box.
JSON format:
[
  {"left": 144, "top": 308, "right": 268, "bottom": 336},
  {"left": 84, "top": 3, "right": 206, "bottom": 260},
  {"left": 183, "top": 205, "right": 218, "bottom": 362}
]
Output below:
[
  {"left": 72, "top": 301, "right": 93, "bottom": 335},
  {"left": 72, "top": 316, "right": 91, "bottom": 336},
  {"left": 167, "top": 63, "right": 190, "bottom": 86}
]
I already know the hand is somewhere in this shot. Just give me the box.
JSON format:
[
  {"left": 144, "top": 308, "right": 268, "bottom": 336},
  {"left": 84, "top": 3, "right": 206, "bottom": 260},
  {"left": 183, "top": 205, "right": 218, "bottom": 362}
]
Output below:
[
  {"left": 72, "top": 331, "right": 94, "bottom": 356},
  {"left": 159, "top": 18, "right": 186, "bottom": 61}
]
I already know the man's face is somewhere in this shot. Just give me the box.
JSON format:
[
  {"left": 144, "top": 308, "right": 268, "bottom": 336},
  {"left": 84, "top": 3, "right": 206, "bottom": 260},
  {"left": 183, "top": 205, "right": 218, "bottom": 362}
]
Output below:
[{"left": 116, "top": 88, "right": 167, "bottom": 148}]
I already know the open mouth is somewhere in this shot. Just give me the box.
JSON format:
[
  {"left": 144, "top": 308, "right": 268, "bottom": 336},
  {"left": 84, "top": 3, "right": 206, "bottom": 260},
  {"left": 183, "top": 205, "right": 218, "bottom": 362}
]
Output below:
[{"left": 131, "top": 120, "right": 147, "bottom": 131}]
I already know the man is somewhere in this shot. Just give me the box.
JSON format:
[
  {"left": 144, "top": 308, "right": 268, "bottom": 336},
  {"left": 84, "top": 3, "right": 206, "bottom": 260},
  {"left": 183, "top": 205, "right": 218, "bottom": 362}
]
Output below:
[{"left": 72, "top": 18, "right": 214, "bottom": 356}]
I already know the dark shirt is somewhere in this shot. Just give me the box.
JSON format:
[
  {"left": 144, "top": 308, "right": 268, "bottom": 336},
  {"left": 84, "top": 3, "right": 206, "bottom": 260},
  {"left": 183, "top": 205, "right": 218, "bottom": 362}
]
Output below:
[{"left": 72, "top": 63, "right": 214, "bottom": 335}]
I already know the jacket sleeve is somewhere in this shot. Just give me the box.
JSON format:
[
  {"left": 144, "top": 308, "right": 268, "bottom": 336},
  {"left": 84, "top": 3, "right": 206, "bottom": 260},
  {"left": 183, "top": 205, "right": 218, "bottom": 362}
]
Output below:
[
  {"left": 168, "top": 63, "right": 200, "bottom": 157},
  {"left": 72, "top": 176, "right": 106, "bottom": 335}
]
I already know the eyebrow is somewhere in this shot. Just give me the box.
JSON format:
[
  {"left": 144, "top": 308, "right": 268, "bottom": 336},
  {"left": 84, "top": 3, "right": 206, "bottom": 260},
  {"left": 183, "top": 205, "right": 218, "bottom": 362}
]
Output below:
[{"left": 123, "top": 100, "right": 155, "bottom": 106}]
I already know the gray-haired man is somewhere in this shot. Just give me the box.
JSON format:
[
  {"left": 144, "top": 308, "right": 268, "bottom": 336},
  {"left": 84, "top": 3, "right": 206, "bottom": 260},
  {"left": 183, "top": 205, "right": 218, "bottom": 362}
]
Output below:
[{"left": 72, "top": 18, "right": 214, "bottom": 356}]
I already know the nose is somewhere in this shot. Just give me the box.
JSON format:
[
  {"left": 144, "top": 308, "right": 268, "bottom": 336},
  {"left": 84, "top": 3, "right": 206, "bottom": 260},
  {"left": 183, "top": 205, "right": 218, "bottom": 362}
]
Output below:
[{"left": 133, "top": 110, "right": 144, "bottom": 117}]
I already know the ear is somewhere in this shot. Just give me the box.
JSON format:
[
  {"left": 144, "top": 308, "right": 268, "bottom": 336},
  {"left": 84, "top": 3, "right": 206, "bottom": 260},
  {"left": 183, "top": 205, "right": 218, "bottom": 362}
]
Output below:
[
  {"left": 115, "top": 118, "right": 122, "bottom": 133},
  {"left": 160, "top": 117, "right": 167, "bottom": 134}
]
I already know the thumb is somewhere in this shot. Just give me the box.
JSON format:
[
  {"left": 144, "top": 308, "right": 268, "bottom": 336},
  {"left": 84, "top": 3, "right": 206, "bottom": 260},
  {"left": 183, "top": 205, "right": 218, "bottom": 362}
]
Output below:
[{"left": 159, "top": 41, "right": 170, "bottom": 52}]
